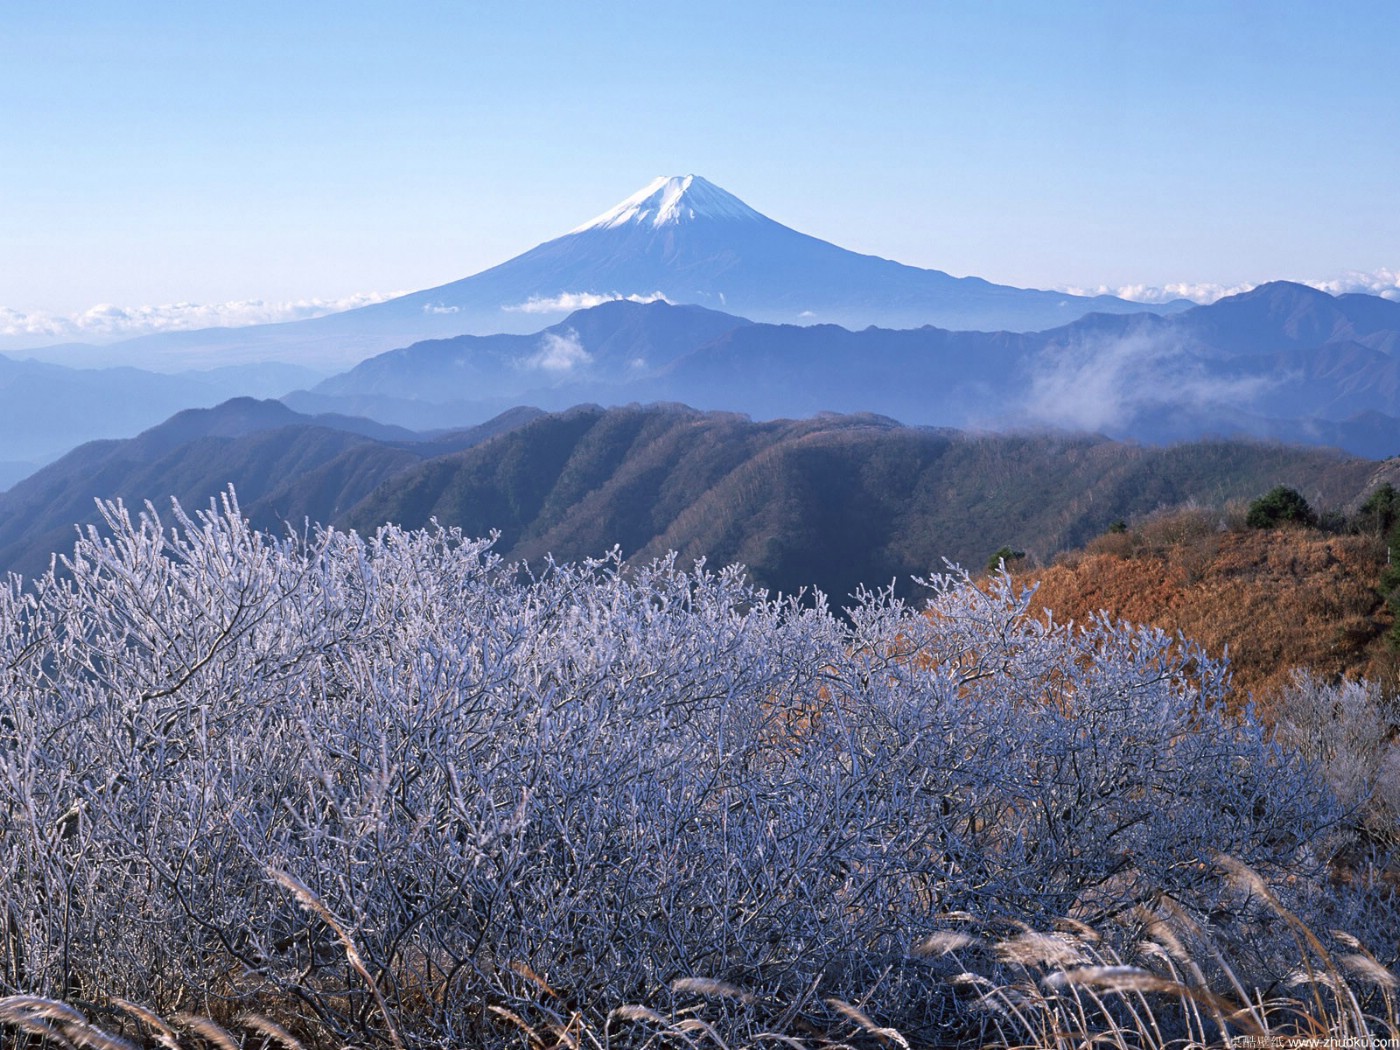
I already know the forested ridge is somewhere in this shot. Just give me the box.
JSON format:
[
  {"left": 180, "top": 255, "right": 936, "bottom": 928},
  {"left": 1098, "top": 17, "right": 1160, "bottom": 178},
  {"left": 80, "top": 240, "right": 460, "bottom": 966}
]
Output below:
[{"left": 0, "top": 401, "right": 1376, "bottom": 604}]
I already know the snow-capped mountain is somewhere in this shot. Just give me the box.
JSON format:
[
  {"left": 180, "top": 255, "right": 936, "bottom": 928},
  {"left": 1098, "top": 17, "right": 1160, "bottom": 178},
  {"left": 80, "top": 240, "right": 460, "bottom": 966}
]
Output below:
[
  {"left": 54, "top": 175, "right": 1190, "bottom": 369},
  {"left": 374, "top": 173, "right": 1187, "bottom": 337},
  {"left": 569, "top": 175, "right": 767, "bottom": 230}
]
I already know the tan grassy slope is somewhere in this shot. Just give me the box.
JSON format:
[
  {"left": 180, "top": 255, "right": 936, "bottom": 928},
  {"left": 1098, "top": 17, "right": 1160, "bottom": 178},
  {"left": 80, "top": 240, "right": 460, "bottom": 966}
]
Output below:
[{"left": 1020, "top": 511, "right": 1396, "bottom": 710}]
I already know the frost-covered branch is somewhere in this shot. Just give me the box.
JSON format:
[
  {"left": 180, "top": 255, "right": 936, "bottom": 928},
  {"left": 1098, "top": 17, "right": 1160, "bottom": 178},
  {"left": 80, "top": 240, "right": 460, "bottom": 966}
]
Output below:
[{"left": 0, "top": 490, "right": 1379, "bottom": 1047}]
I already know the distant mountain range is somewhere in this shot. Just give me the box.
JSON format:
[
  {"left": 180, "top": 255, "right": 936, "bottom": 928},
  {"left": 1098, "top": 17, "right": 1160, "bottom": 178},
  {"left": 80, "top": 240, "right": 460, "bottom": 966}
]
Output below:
[
  {"left": 25, "top": 175, "right": 1190, "bottom": 371},
  {"left": 0, "top": 399, "right": 1375, "bottom": 601},
  {"left": 0, "top": 357, "right": 322, "bottom": 489},
  {"left": 4, "top": 276, "right": 1398, "bottom": 495},
  {"left": 286, "top": 280, "right": 1400, "bottom": 458}
]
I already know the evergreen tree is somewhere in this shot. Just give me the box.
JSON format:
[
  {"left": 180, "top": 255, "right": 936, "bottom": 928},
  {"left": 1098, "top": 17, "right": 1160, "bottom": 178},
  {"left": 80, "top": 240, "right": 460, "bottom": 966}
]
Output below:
[{"left": 1246, "top": 485, "right": 1316, "bottom": 529}]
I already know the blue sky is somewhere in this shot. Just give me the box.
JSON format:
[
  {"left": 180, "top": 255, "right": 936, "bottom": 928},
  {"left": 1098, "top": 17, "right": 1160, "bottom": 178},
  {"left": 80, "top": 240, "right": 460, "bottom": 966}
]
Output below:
[{"left": 3, "top": 1, "right": 1398, "bottom": 338}]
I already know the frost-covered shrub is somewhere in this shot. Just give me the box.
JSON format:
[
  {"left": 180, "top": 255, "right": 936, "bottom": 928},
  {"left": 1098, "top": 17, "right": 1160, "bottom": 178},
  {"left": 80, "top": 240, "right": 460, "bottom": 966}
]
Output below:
[
  {"left": 0, "top": 492, "right": 1372, "bottom": 1046},
  {"left": 1274, "top": 670, "right": 1400, "bottom": 845}
]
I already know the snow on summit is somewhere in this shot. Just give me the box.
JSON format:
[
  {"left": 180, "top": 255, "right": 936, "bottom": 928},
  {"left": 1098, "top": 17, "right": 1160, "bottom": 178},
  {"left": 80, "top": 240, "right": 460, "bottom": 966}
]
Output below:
[{"left": 571, "top": 175, "right": 765, "bottom": 232}]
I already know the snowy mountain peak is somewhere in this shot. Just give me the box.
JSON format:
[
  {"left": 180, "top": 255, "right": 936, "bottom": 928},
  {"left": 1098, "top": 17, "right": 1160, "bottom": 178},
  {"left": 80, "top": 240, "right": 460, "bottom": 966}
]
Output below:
[{"left": 570, "top": 175, "right": 766, "bottom": 233}]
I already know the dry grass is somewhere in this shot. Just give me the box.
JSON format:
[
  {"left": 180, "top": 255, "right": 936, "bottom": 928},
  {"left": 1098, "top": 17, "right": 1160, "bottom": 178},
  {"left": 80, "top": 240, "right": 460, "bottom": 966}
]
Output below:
[
  {"left": 5, "top": 858, "right": 1395, "bottom": 1049},
  {"left": 266, "top": 868, "right": 406, "bottom": 1050},
  {"left": 1030, "top": 513, "right": 1396, "bottom": 714}
]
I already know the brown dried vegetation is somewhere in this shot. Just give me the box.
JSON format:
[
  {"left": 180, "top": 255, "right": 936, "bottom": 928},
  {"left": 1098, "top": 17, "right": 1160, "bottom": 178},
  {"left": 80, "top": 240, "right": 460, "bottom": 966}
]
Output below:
[{"left": 1024, "top": 508, "right": 1398, "bottom": 715}]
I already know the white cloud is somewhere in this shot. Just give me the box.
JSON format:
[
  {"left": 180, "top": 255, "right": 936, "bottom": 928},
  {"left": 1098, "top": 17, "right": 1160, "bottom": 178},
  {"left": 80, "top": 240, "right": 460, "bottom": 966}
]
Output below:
[
  {"left": 524, "top": 329, "right": 593, "bottom": 373},
  {"left": 1063, "top": 268, "right": 1400, "bottom": 305},
  {"left": 1060, "top": 281, "right": 1254, "bottom": 305},
  {"left": 1306, "top": 268, "right": 1400, "bottom": 301},
  {"left": 423, "top": 303, "right": 461, "bottom": 314},
  {"left": 0, "top": 291, "right": 406, "bottom": 346},
  {"left": 503, "top": 291, "right": 670, "bottom": 314},
  {"left": 1020, "top": 331, "right": 1281, "bottom": 433}
]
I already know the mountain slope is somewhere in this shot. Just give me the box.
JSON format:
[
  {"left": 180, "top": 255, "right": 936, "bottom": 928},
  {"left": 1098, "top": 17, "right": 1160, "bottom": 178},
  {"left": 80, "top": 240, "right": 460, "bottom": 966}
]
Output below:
[
  {"left": 2, "top": 400, "right": 1377, "bottom": 599},
  {"left": 311, "top": 299, "right": 750, "bottom": 403},
  {"left": 382, "top": 175, "right": 1172, "bottom": 335},
  {"left": 0, "top": 400, "right": 534, "bottom": 576},
  {"left": 341, "top": 405, "right": 1375, "bottom": 601},
  {"left": 1022, "top": 511, "right": 1397, "bottom": 711},
  {"left": 0, "top": 401, "right": 1377, "bottom": 600},
  {"left": 1174, "top": 281, "right": 1400, "bottom": 355}
]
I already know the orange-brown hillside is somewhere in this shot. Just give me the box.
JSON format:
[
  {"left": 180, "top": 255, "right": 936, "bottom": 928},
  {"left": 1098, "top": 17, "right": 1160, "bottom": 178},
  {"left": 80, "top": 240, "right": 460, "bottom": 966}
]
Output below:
[{"left": 1018, "top": 510, "right": 1398, "bottom": 714}]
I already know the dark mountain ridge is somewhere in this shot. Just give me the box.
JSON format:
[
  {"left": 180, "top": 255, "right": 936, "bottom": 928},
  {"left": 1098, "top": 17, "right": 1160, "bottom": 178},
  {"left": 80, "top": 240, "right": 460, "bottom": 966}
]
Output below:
[
  {"left": 0, "top": 399, "right": 1376, "bottom": 604},
  {"left": 0, "top": 400, "right": 525, "bottom": 575},
  {"left": 287, "top": 281, "right": 1400, "bottom": 458},
  {"left": 312, "top": 300, "right": 751, "bottom": 402}
]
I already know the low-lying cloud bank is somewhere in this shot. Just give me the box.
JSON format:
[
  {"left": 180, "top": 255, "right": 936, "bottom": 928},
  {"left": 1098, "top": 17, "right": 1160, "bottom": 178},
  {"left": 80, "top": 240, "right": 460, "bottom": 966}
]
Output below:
[
  {"left": 1015, "top": 331, "right": 1281, "bottom": 435},
  {"left": 0, "top": 292, "right": 406, "bottom": 350},
  {"left": 503, "top": 291, "right": 671, "bottom": 314},
  {"left": 1066, "top": 268, "right": 1400, "bottom": 305},
  {"left": 4, "top": 269, "right": 1397, "bottom": 353}
]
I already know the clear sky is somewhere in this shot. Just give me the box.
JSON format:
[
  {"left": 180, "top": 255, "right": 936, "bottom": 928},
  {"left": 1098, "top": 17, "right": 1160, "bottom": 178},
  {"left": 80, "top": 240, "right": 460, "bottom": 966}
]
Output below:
[{"left": 3, "top": 0, "right": 1398, "bottom": 340}]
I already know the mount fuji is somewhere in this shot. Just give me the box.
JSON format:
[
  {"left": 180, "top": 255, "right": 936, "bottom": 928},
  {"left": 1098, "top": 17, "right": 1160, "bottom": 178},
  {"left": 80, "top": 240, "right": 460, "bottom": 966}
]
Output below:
[
  {"left": 53, "top": 176, "right": 1191, "bottom": 370},
  {"left": 393, "top": 174, "right": 1189, "bottom": 332}
]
